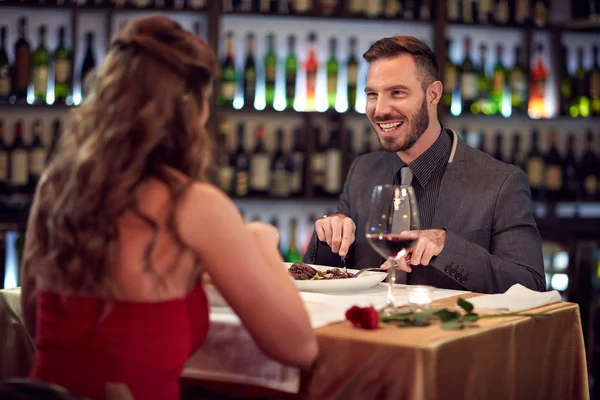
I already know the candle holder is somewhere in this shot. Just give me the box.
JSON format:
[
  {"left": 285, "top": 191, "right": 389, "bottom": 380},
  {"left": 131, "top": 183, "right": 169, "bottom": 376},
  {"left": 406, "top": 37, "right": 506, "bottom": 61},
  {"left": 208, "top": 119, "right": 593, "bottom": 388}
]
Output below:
[{"left": 407, "top": 285, "right": 435, "bottom": 311}]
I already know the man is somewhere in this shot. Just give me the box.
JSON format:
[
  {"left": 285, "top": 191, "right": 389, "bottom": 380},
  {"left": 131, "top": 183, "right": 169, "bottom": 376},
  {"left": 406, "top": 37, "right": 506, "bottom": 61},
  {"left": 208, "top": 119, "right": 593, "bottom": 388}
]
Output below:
[{"left": 303, "top": 36, "right": 545, "bottom": 294}]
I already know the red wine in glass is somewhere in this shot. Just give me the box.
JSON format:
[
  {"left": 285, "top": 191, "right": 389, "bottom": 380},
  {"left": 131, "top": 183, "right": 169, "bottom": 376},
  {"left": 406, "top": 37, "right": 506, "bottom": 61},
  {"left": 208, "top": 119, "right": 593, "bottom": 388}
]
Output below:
[{"left": 366, "top": 233, "right": 416, "bottom": 259}]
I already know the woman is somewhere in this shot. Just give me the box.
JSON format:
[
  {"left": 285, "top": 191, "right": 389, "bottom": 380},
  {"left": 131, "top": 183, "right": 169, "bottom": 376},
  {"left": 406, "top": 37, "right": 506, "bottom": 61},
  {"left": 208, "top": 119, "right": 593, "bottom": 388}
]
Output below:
[{"left": 20, "top": 16, "right": 317, "bottom": 400}]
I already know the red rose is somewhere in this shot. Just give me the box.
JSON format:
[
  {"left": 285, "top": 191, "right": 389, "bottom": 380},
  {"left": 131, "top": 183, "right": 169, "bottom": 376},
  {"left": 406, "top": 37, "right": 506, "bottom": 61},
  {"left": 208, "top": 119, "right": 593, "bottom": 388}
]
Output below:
[{"left": 345, "top": 306, "right": 379, "bottom": 330}]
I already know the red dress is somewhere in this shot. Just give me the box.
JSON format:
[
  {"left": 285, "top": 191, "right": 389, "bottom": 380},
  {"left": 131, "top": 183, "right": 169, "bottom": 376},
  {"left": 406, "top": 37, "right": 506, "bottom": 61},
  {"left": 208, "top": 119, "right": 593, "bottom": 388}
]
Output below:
[{"left": 29, "top": 282, "right": 209, "bottom": 400}]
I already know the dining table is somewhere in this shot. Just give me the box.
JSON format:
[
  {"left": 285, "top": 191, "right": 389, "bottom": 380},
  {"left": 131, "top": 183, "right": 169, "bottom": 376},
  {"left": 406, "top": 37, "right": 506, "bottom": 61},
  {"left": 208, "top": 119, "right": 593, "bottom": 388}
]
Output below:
[{"left": 181, "top": 283, "right": 590, "bottom": 400}]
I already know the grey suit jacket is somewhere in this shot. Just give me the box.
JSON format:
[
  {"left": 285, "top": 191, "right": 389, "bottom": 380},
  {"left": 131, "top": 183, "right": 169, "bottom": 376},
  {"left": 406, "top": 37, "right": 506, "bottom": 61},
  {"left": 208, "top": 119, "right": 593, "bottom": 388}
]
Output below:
[{"left": 303, "top": 129, "right": 546, "bottom": 294}]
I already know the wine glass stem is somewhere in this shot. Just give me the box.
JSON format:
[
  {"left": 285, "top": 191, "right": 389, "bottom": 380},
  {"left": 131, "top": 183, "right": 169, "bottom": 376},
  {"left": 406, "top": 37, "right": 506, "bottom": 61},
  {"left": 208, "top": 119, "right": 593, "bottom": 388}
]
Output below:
[{"left": 386, "top": 257, "right": 396, "bottom": 308}]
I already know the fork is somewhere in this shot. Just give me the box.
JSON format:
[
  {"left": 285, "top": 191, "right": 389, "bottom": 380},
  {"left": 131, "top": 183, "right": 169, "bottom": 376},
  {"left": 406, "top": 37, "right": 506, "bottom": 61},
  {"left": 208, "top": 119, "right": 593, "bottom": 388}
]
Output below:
[
  {"left": 354, "top": 267, "right": 386, "bottom": 277},
  {"left": 340, "top": 256, "right": 348, "bottom": 274}
]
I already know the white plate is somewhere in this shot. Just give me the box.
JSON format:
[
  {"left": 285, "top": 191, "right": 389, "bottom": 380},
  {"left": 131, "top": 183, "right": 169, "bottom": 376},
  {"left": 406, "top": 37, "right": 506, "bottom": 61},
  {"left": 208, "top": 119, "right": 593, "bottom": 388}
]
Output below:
[{"left": 285, "top": 262, "right": 388, "bottom": 294}]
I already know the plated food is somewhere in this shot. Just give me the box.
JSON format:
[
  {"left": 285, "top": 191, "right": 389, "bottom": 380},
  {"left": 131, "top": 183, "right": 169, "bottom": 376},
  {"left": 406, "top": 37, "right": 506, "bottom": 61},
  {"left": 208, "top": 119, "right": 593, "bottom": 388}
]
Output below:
[{"left": 289, "top": 261, "right": 356, "bottom": 280}]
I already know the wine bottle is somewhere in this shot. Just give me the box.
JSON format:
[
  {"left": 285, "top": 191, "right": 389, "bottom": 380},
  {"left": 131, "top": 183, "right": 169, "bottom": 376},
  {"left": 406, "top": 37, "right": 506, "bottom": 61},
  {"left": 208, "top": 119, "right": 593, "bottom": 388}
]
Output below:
[
  {"left": 9, "top": 121, "right": 29, "bottom": 204},
  {"left": 419, "top": 0, "right": 431, "bottom": 20},
  {"left": 508, "top": 131, "right": 524, "bottom": 169},
  {"left": 324, "top": 120, "right": 342, "bottom": 195},
  {"left": 311, "top": 127, "right": 326, "bottom": 196},
  {"left": 285, "top": 217, "right": 303, "bottom": 263},
  {"left": 580, "top": 131, "right": 598, "bottom": 201},
  {"left": 492, "top": 132, "right": 504, "bottom": 162},
  {"left": 442, "top": 38, "right": 457, "bottom": 112},
  {"left": 510, "top": 45, "right": 528, "bottom": 115},
  {"left": 242, "top": 33, "right": 256, "bottom": 108},
  {"left": 543, "top": 130, "right": 562, "bottom": 201},
  {"left": 233, "top": 123, "right": 250, "bottom": 197},
  {"left": 346, "top": 37, "right": 359, "bottom": 112},
  {"left": 524, "top": 129, "right": 544, "bottom": 200},
  {"left": 80, "top": 32, "right": 96, "bottom": 100},
  {"left": 289, "top": 127, "right": 305, "bottom": 197},
  {"left": 491, "top": 44, "right": 506, "bottom": 115},
  {"left": 293, "top": 0, "right": 312, "bottom": 14},
  {"left": 494, "top": 0, "right": 509, "bottom": 24},
  {"left": 348, "top": 0, "right": 364, "bottom": 15},
  {"left": 533, "top": 0, "right": 548, "bottom": 27},
  {"left": 29, "top": 120, "right": 46, "bottom": 190},
  {"left": 515, "top": 0, "right": 531, "bottom": 24},
  {"left": 46, "top": 119, "right": 61, "bottom": 165},
  {"left": 559, "top": 45, "right": 573, "bottom": 117},
  {"left": 0, "top": 26, "right": 11, "bottom": 103},
  {"left": 574, "top": 47, "right": 590, "bottom": 118},
  {"left": 589, "top": 45, "right": 600, "bottom": 117},
  {"left": 32, "top": 25, "right": 50, "bottom": 104},
  {"left": 249, "top": 124, "right": 270, "bottom": 196},
  {"left": 529, "top": 43, "right": 548, "bottom": 119},
  {"left": 477, "top": 132, "right": 487, "bottom": 153},
  {"left": 270, "top": 128, "right": 290, "bottom": 197},
  {"left": 0, "top": 120, "right": 8, "bottom": 203},
  {"left": 305, "top": 32, "right": 318, "bottom": 111},
  {"left": 326, "top": 37, "right": 338, "bottom": 110},
  {"left": 218, "top": 32, "right": 236, "bottom": 106},
  {"left": 285, "top": 35, "right": 297, "bottom": 109},
  {"left": 475, "top": 44, "right": 492, "bottom": 115},
  {"left": 447, "top": 0, "right": 459, "bottom": 21},
  {"left": 562, "top": 133, "right": 579, "bottom": 201},
  {"left": 13, "top": 17, "right": 31, "bottom": 102},
  {"left": 53, "top": 26, "right": 72, "bottom": 104},
  {"left": 460, "top": 37, "right": 477, "bottom": 115},
  {"left": 264, "top": 33, "right": 277, "bottom": 108},
  {"left": 403, "top": 0, "right": 415, "bottom": 20},
  {"left": 216, "top": 122, "right": 234, "bottom": 195}
]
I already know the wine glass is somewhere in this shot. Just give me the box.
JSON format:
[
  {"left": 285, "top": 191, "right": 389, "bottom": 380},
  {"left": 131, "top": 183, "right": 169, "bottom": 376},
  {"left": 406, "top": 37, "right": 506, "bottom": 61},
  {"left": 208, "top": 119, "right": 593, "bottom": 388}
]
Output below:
[{"left": 365, "top": 184, "right": 420, "bottom": 316}]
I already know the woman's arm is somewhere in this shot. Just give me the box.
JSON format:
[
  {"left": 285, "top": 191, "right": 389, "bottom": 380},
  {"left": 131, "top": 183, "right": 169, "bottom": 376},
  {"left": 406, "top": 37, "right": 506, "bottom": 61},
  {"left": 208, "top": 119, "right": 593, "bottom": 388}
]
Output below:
[{"left": 177, "top": 183, "right": 318, "bottom": 369}]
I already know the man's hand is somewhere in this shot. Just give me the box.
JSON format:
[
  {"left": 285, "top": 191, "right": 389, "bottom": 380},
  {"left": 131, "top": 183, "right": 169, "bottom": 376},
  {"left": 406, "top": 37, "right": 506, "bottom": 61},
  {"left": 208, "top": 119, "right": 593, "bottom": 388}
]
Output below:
[
  {"left": 379, "top": 229, "right": 447, "bottom": 271},
  {"left": 315, "top": 213, "right": 356, "bottom": 257}
]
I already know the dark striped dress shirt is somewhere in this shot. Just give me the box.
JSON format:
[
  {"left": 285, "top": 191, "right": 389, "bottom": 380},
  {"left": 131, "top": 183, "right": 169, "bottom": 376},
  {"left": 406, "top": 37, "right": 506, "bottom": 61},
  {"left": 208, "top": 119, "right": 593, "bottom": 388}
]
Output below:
[{"left": 392, "top": 128, "right": 452, "bottom": 230}]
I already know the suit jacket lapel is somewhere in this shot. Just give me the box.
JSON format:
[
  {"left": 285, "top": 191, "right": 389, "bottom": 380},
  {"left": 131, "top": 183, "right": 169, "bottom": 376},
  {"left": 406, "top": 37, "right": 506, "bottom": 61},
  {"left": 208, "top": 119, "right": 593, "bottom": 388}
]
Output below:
[{"left": 431, "top": 133, "right": 468, "bottom": 231}]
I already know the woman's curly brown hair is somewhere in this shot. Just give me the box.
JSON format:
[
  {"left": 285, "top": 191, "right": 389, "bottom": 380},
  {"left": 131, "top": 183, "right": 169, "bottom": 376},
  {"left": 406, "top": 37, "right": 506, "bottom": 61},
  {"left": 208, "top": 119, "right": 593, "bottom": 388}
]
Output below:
[{"left": 22, "top": 15, "right": 217, "bottom": 298}]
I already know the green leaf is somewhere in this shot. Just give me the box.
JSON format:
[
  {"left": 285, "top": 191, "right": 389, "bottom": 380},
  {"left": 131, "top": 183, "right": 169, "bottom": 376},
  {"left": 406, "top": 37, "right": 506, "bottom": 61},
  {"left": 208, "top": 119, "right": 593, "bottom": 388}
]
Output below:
[
  {"left": 395, "top": 319, "right": 431, "bottom": 327},
  {"left": 441, "top": 319, "right": 464, "bottom": 330},
  {"left": 413, "top": 311, "right": 433, "bottom": 324},
  {"left": 462, "top": 313, "right": 479, "bottom": 322},
  {"left": 457, "top": 298, "right": 474, "bottom": 313},
  {"left": 381, "top": 312, "right": 413, "bottom": 323},
  {"left": 435, "top": 309, "right": 461, "bottom": 322}
]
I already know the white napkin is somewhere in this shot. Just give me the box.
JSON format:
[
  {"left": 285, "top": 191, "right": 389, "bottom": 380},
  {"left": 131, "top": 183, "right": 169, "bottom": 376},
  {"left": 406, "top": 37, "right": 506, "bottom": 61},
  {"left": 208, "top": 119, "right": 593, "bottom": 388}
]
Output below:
[{"left": 468, "top": 284, "right": 562, "bottom": 313}]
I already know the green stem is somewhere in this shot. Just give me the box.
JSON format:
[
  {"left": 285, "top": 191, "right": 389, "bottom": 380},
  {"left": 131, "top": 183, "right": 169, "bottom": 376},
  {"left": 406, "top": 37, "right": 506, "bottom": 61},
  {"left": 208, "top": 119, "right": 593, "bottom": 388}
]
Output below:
[{"left": 476, "top": 313, "right": 552, "bottom": 318}]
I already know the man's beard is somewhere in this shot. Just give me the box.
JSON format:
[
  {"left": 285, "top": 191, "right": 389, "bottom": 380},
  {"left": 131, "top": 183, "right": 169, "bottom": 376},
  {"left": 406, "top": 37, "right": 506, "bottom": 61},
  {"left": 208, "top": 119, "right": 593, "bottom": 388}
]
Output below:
[{"left": 375, "top": 99, "right": 429, "bottom": 153}]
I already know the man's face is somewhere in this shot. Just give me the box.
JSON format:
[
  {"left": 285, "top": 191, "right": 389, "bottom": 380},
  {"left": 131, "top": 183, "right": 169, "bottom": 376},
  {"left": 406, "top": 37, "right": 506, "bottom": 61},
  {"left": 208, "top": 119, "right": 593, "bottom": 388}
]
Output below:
[{"left": 364, "top": 55, "right": 430, "bottom": 153}]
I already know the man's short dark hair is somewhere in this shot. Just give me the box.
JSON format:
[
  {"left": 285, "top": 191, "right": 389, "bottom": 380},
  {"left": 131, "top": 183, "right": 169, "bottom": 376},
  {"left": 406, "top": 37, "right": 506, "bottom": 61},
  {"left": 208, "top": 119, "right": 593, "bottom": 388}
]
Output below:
[{"left": 362, "top": 36, "right": 440, "bottom": 91}]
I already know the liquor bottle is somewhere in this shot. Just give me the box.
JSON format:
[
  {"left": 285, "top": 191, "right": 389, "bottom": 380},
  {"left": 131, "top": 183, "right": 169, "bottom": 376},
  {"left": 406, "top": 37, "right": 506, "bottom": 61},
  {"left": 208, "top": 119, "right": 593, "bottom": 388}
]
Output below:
[
  {"left": 574, "top": 47, "right": 590, "bottom": 118},
  {"left": 216, "top": 122, "right": 234, "bottom": 195},
  {"left": 460, "top": 37, "right": 477, "bottom": 114},
  {"left": 447, "top": 0, "right": 459, "bottom": 21},
  {"left": 475, "top": 44, "right": 492, "bottom": 115},
  {"left": 491, "top": 44, "right": 506, "bottom": 115},
  {"left": 242, "top": 33, "right": 256, "bottom": 108},
  {"left": 218, "top": 32, "right": 236, "bottom": 106},
  {"left": 347, "top": 37, "right": 358, "bottom": 111},
  {"left": 46, "top": 119, "right": 61, "bottom": 165},
  {"left": 311, "top": 127, "right": 326, "bottom": 196},
  {"left": 492, "top": 132, "right": 504, "bottom": 162},
  {"left": 32, "top": 26, "right": 50, "bottom": 104},
  {"left": 249, "top": 124, "right": 270, "bottom": 196},
  {"left": 0, "top": 120, "right": 7, "bottom": 203},
  {"left": 285, "top": 217, "right": 303, "bottom": 262},
  {"left": 53, "top": 26, "right": 72, "bottom": 104},
  {"left": 0, "top": 27, "right": 11, "bottom": 103},
  {"left": 580, "top": 131, "right": 598, "bottom": 201},
  {"left": 270, "top": 128, "right": 290, "bottom": 197},
  {"left": 529, "top": 43, "right": 548, "bottom": 119},
  {"left": 285, "top": 35, "right": 297, "bottom": 109},
  {"left": 533, "top": 0, "right": 548, "bottom": 27},
  {"left": 289, "top": 127, "right": 305, "bottom": 197},
  {"left": 524, "top": 129, "right": 544, "bottom": 200},
  {"left": 264, "top": 33, "right": 277, "bottom": 108},
  {"left": 543, "top": 130, "right": 562, "bottom": 201},
  {"left": 562, "top": 133, "right": 579, "bottom": 201},
  {"left": 508, "top": 131, "right": 524, "bottom": 168},
  {"left": 510, "top": 45, "right": 528, "bottom": 115},
  {"left": 233, "top": 123, "right": 250, "bottom": 197},
  {"left": 305, "top": 32, "right": 318, "bottom": 111},
  {"left": 559, "top": 45, "right": 573, "bottom": 117},
  {"left": 80, "top": 32, "right": 96, "bottom": 100},
  {"left": 590, "top": 45, "right": 600, "bottom": 117},
  {"left": 29, "top": 120, "right": 46, "bottom": 190},
  {"left": 9, "top": 121, "right": 28, "bottom": 203},
  {"left": 326, "top": 37, "right": 338, "bottom": 110},
  {"left": 13, "top": 18, "right": 31, "bottom": 102},
  {"left": 442, "top": 39, "right": 457, "bottom": 113},
  {"left": 324, "top": 121, "right": 342, "bottom": 195}
]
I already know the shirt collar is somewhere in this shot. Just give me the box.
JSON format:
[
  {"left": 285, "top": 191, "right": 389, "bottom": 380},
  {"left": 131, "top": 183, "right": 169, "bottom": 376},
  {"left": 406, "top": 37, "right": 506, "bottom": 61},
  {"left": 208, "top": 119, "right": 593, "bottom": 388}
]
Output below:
[{"left": 391, "top": 127, "right": 452, "bottom": 187}]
